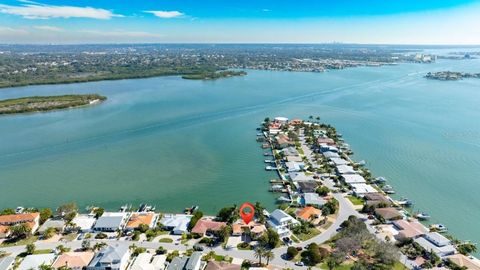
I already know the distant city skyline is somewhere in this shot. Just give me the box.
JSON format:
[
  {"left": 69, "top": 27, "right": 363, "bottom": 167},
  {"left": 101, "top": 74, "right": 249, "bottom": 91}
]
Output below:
[{"left": 1, "top": 0, "right": 480, "bottom": 44}]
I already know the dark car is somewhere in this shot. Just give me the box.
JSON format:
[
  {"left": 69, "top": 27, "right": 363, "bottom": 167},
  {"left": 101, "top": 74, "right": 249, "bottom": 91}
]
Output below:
[{"left": 193, "top": 245, "right": 204, "bottom": 251}]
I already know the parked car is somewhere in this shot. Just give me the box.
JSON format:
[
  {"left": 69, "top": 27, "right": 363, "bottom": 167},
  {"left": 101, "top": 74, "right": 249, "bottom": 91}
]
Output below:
[
  {"left": 193, "top": 245, "right": 204, "bottom": 251},
  {"left": 295, "top": 261, "right": 304, "bottom": 266}
]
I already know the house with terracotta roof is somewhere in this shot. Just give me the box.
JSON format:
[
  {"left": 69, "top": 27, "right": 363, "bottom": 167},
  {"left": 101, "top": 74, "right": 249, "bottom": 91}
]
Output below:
[
  {"left": 446, "top": 254, "right": 480, "bottom": 270},
  {"left": 0, "top": 212, "right": 40, "bottom": 236},
  {"left": 231, "top": 221, "right": 266, "bottom": 238},
  {"left": 52, "top": 252, "right": 95, "bottom": 270},
  {"left": 289, "top": 119, "right": 303, "bottom": 126},
  {"left": 316, "top": 137, "right": 335, "bottom": 146},
  {"left": 296, "top": 206, "right": 321, "bottom": 222},
  {"left": 125, "top": 213, "right": 158, "bottom": 231},
  {"left": 275, "top": 134, "right": 295, "bottom": 149},
  {"left": 205, "top": 261, "right": 240, "bottom": 270},
  {"left": 191, "top": 219, "right": 227, "bottom": 236},
  {"left": 392, "top": 219, "right": 428, "bottom": 240},
  {"left": 374, "top": 207, "right": 403, "bottom": 221}
]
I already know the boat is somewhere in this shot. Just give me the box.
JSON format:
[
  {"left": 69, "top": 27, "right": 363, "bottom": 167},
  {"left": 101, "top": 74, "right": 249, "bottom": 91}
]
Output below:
[
  {"left": 375, "top": 176, "right": 387, "bottom": 183},
  {"left": 184, "top": 205, "right": 199, "bottom": 214},
  {"left": 430, "top": 224, "right": 448, "bottom": 232},
  {"left": 139, "top": 204, "right": 155, "bottom": 212},
  {"left": 264, "top": 152, "right": 273, "bottom": 156},
  {"left": 265, "top": 166, "right": 278, "bottom": 171},
  {"left": 396, "top": 198, "right": 414, "bottom": 207},
  {"left": 382, "top": 185, "right": 395, "bottom": 194},
  {"left": 277, "top": 196, "right": 292, "bottom": 202},
  {"left": 119, "top": 204, "right": 131, "bottom": 212},
  {"left": 414, "top": 212, "right": 431, "bottom": 220},
  {"left": 261, "top": 143, "right": 270, "bottom": 149},
  {"left": 356, "top": 160, "right": 366, "bottom": 166},
  {"left": 264, "top": 159, "right": 274, "bottom": 163},
  {"left": 15, "top": 206, "right": 24, "bottom": 214}
]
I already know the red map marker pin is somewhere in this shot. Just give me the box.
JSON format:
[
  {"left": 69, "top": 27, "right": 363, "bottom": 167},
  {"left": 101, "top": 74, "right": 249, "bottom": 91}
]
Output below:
[{"left": 239, "top": 202, "right": 255, "bottom": 225}]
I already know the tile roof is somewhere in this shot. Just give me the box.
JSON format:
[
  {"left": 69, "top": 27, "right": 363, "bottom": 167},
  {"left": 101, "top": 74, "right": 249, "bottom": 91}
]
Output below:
[
  {"left": 0, "top": 213, "right": 39, "bottom": 225},
  {"left": 296, "top": 206, "right": 321, "bottom": 221},
  {"left": 126, "top": 213, "right": 155, "bottom": 229},
  {"left": 191, "top": 219, "right": 226, "bottom": 235},
  {"left": 52, "top": 252, "right": 94, "bottom": 269},
  {"left": 374, "top": 207, "right": 402, "bottom": 220},
  {"left": 205, "top": 261, "right": 241, "bottom": 270},
  {"left": 446, "top": 254, "right": 480, "bottom": 270}
]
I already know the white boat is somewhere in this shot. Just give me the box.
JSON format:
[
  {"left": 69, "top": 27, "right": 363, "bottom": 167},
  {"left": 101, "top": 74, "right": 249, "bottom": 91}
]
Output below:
[
  {"left": 414, "top": 212, "right": 431, "bottom": 220},
  {"left": 264, "top": 159, "right": 274, "bottom": 163},
  {"left": 375, "top": 176, "right": 387, "bottom": 183},
  {"left": 430, "top": 224, "right": 448, "bottom": 232},
  {"left": 396, "top": 198, "right": 414, "bottom": 207},
  {"left": 265, "top": 166, "right": 278, "bottom": 171},
  {"left": 15, "top": 206, "right": 24, "bottom": 214}
]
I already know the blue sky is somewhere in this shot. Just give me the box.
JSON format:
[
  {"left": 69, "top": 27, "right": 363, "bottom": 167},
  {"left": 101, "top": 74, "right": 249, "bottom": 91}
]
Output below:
[{"left": 1, "top": 0, "right": 480, "bottom": 44}]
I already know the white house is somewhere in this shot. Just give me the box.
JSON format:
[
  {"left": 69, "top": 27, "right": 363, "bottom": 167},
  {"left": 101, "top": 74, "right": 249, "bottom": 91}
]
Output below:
[
  {"left": 87, "top": 245, "right": 130, "bottom": 270},
  {"left": 288, "top": 172, "right": 314, "bottom": 182},
  {"left": 285, "top": 161, "right": 305, "bottom": 172},
  {"left": 160, "top": 214, "right": 192, "bottom": 235},
  {"left": 129, "top": 253, "right": 165, "bottom": 270},
  {"left": 351, "top": 183, "right": 377, "bottom": 196},
  {"left": 342, "top": 174, "right": 367, "bottom": 185},
  {"left": 72, "top": 214, "right": 97, "bottom": 233},
  {"left": 94, "top": 212, "right": 129, "bottom": 232},
  {"left": 0, "top": 257, "right": 15, "bottom": 270},
  {"left": 18, "top": 254, "right": 56, "bottom": 270},
  {"left": 336, "top": 165, "right": 356, "bottom": 175},
  {"left": 414, "top": 232, "right": 456, "bottom": 257},
  {"left": 267, "top": 209, "right": 300, "bottom": 238}
]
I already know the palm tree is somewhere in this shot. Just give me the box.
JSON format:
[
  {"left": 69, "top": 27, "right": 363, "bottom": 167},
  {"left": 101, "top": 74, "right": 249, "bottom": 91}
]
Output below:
[
  {"left": 254, "top": 246, "right": 266, "bottom": 265},
  {"left": 264, "top": 250, "right": 274, "bottom": 265},
  {"left": 93, "top": 242, "right": 107, "bottom": 252},
  {"left": 9, "top": 223, "right": 30, "bottom": 239}
]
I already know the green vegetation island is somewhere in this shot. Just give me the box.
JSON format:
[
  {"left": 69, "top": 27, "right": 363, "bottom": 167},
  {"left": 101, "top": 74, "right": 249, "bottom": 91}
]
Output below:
[
  {"left": 0, "top": 94, "right": 106, "bottom": 115},
  {"left": 181, "top": 70, "right": 247, "bottom": 80},
  {"left": 425, "top": 71, "right": 480, "bottom": 81}
]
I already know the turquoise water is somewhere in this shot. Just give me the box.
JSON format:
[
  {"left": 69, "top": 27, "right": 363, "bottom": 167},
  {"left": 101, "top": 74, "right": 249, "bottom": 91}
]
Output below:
[{"left": 0, "top": 58, "right": 479, "bottom": 249}]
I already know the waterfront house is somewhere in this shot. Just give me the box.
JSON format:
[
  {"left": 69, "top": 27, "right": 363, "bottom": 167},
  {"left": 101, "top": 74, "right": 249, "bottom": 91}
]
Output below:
[
  {"left": 296, "top": 206, "right": 321, "bottom": 222},
  {"left": 282, "top": 147, "right": 299, "bottom": 157},
  {"left": 71, "top": 214, "right": 97, "bottom": 233},
  {"left": 330, "top": 157, "right": 347, "bottom": 166},
  {"left": 129, "top": 253, "right": 166, "bottom": 270},
  {"left": 285, "top": 161, "right": 305, "bottom": 172},
  {"left": 86, "top": 245, "right": 130, "bottom": 270},
  {"left": 275, "top": 134, "right": 295, "bottom": 149},
  {"left": 0, "top": 257, "right": 15, "bottom": 270},
  {"left": 52, "top": 252, "right": 95, "bottom": 270},
  {"left": 316, "top": 138, "right": 335, "bottom": 146},
  {"left": 342, "top": 174, "right": 366, "bottom": 185},
  {"left": 286, "top": 155, "right": 303, "bottom": 162},
  {"left": 160, "top": 214, "right": 192, "bottom": 235},
  {"left": 295, "top": 181, "right": 318, "bottom": 193},
  {"left": 350, "top": 183, "right": 377, "bottom": 197},
  {"left": 445, "top": 254, "right": 480, "bottom": 270},
  {"left": 364, "top": 193, "right": 390, "bottom": 206},
  {"left": 289, "top": 119, "right": 303, "bottom": 126},
  {"left": 205, "top": 261, "right": 240, "bottom": 270},
  {"left": 232, "top": 221, "right": 266, "bottom": 238},
  {"left": 322, "top": 151, "right": 340, "bottom": 159},
  {"left": 302, "top": 193, "right": 326, "bottom": 207},
  {"left": 166, "top": 252, "right": 202, "bottom": 270},
  {"left": 274, "top": 117, "right": 289, "bottom": 123},
  {"left": 94, "top": 212, "right": 129, "bottom": 232},
  {"left": 191, "top": 219, "right": 227, "bottom": 236},
  {"left": 288, "top": 172, "right": 314, "bottom": 182},
  {"left": 374, "top": 207, "right": 403, "bottom": 221},
  {"left": 38, "top": 218, "right": 66, "bottom": 234},
  {"left": 0, "top": 212, "right": 40, "bottom": 236},
  {"left": 392, "top": 220, "right": 428, "bottom": 240},
  {"left": 319, "top": 145, "right": 338, "bottom": 153},
  {"left": 336, "top": 165, "right": 356, "bottom": 175},
  {"left": 414, "top": 232, "right": 456, "bottom": 257},
  {"left": 125, "top": 212, "right": 158, "bottom": 231},
  {"left": 18, "top": 254, "right": 56, "bottom": 270},
  {"left": 267, "top": 209, "right": 300, "bottom": 238}
]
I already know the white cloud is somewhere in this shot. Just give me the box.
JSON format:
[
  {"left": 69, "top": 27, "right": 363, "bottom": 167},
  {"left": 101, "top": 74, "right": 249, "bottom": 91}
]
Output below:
[
  {"left": 0, "top": 26, "right": 29, "bottom": 35},
  {"left": 0, "top": 2, "right": 122, "bottom": 19},
  {"left": 145, "top": 10, "right": 184, "bottom": 18},
  {"left": 34, "top": 25, "right": 63, "bottom": 32},
  {"left": 79, "top": 30, "right": 162, "bottom": 38}
]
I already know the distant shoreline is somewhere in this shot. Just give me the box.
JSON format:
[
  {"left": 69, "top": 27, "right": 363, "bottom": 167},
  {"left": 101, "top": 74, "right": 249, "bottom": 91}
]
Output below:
[{"left": 0, "top": 94, "right": 107, "bottom": 115}]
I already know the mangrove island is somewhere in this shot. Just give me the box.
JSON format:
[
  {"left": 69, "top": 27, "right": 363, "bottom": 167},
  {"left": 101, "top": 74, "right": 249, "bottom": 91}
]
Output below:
[{"left": 0, "top": 94, "right": 106, "bottom": 115}]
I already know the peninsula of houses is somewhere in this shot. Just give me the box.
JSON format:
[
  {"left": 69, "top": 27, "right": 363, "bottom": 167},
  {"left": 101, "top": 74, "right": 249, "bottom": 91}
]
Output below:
[{"left": 0, "top": 117, "right": 479, "bottom": 270}]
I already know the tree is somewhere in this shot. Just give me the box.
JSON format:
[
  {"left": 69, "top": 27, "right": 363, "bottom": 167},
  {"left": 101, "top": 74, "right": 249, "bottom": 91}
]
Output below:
[
  {"left": 217, "top": 225, "right": 232, "bottom": 242},
  {"left": 326, "top": 256, "right": 340, "bottom": 270},
  {"left": 316, "top": 186, "right": 330, "bottom": 196},
  {"left": 26, "top": 243, "right": 36, "bottom": 255},
  {"left": 156, "top": 246, "right": 166, "bottom": 255},
  {"left": 39, "top": 208, "right": 53, "bottom": 224},
  {"left": 254, "top": 246, "right": 266, "bottom": 265},
  {"left": 95, "top": 232, "right": 108, "bottom": 239},
  {"left": 93, "top": 242, "right": 107, "bottom": 251},
  {"left": 254, "top": 202, "right": 266, "bottom": 224},
  {"left": 265, "top": 228, "right": 280, "bottom": 248},
  {"left": 286, "top": 246, "right": 298, "bottom": 259},
  {"left": 187, "top": 211, "right": 203, "bottom": 230},
  {"left": 10, "top": 223, "right": 31, "bottom": 239},
  {"left": 39, "top": 264, "right": 54, "bottom": 270},
  {"left": 136, "top": 224, "right": 150, "bottom": 233},
  {"left": 264, "top": 250, "right": 274, "bottom": 265},
  {"left": 457, "top": 242, "right": 477, "bottom": 255},
  {"left": 93, "top": 208, "right": 104, "bottom": 219},
  {"left": 56, "top": 245, "right": 70, "bottom": 254},
  {"left": 56, "top": 202, "right": 78, "bottom": 222},
  {"left": 81, "top": 239, "right": 91, "bottom": 251},
  {"left": 0, "top": 209, "right": 15, "bottom": 215},
  {"left": 216, "top": 205, "right": 237, "bottom": 223},
  {"left": 42, "top": 227, "right": 56, "bottom": 239}
]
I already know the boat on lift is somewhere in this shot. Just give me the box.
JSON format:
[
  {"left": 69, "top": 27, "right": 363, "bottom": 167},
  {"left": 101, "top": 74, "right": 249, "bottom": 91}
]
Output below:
[
  {"left": 430, "top": 224, "right": 448, "bottom": 232},
  {"left": 414, "top": 212, "right": 431, "bottom": 220},
  {"left": 396, "top": 198, "right": 414, "bottom": 207}
]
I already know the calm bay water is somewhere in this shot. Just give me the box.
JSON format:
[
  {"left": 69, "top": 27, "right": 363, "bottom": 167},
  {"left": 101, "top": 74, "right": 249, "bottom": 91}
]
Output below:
[{"left": 0, "top": 58, "right": 479, "bottom": 248}]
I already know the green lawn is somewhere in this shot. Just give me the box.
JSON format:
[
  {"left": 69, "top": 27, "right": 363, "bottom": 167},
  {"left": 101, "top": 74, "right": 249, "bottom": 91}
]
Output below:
[
  {"left": 61, "top": 233, "right": 78, "bottom": 241},
  {"left": 33, "top": 249, "right": 53, "bottom": 255},
  {"left": 159, "top": 238, "right": 174, "bottom": 243},
  {"left": 393, "top": 261, "right": 409, "bottom": 270},
  {"left": 319, "top": 262, "right": 352, "bottom": 270},
  {"left": 0, "top": 236, "right": 38, "bottom": 247},
  {"left": 295, "top": 227, "right": 321, "bottom": 241},
  {"left": 347, "top": 196, "right": 365, "bottom": 205}
]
